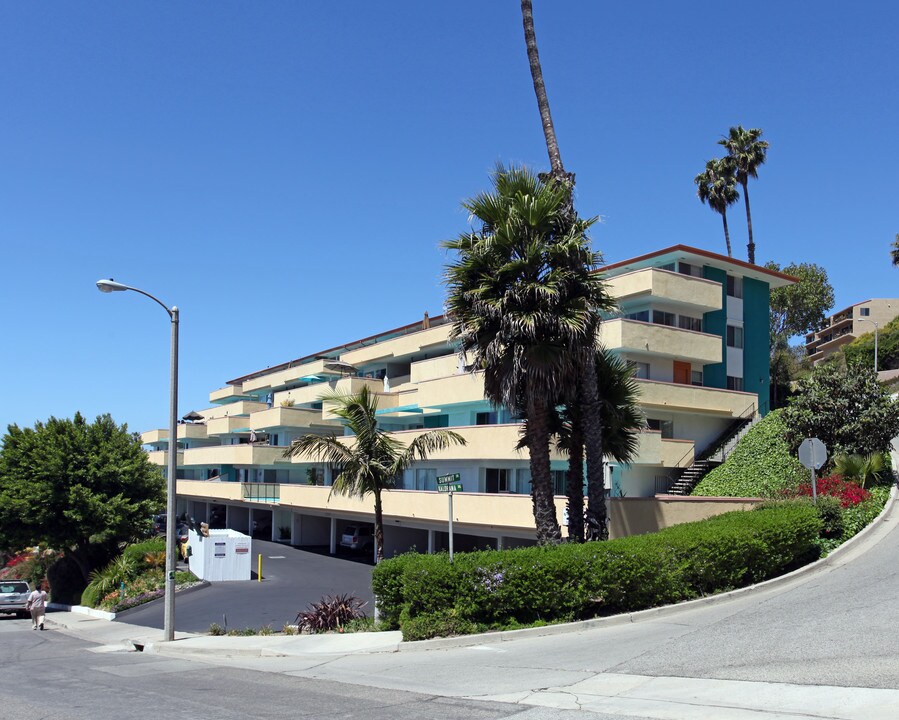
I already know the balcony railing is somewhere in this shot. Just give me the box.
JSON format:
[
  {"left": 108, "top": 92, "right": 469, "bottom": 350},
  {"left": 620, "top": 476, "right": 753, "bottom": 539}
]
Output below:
[{"left": 242, "top": 482, "right": 280, "bottom": 502}]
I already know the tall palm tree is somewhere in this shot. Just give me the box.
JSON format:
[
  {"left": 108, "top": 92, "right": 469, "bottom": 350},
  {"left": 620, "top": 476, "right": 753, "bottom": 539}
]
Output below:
[
  {"left": 695, "top": 158, "right": 740, "bottom": 257},
  {"left": 718, "top": 126, "right": 768, "bottom": 264},
  {"left": 444, "top": 166, "right": 606, "bottom": 544},
  {"left": 890, "top": 234, "right": 899, "bottom": 267},
  {"left": 520, "top": 0, "right": 569, "bottom": 186},
  {"left": 519, "top": 2, "right": 614, "bottom": 537},
  {"left": 283, "top": 386, "right": 465, "bottom": 562}
]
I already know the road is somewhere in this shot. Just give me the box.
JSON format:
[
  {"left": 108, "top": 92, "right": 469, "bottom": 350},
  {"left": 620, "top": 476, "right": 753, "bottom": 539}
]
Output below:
[{"left": 118, "top": 539, "right": 374, "bottom": 632}]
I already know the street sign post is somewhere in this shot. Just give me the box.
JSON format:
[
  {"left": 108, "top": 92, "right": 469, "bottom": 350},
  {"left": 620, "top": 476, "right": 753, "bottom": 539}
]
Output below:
[
  {"left": 798, "top": 438, "right": 828, "bottom": 502},
  {"left": 436, "top": 473, "right": 461, "bottom": 562}
]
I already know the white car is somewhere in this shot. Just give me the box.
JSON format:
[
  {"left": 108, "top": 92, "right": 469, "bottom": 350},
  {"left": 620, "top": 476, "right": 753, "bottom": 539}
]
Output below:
[
  {"left": 0, "top": 580, "right": 32, "bottom": 617},
  {"left": 340, "top": 525, "right": 374, "bottom": 552}
]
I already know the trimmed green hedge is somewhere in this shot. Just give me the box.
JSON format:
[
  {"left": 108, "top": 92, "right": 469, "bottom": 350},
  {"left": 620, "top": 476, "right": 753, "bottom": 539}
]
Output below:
[
  {"left": 692, "top": 410, "right": 807, "bottom": 498},
  {"left": 373, "top": 503, "right": 821, "bottom": 640}
]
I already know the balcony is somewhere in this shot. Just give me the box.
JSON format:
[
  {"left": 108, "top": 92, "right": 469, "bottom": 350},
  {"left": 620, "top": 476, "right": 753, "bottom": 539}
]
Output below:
[
  {"left": 339, "top": 324, "right": 453, "bottom": 365},
  {"left": 415, "top": 371, "right": 486, "bottom": 410},
  {"left": 599, "top": 318, "right": 721, "bottom": 364},
  {"left": 206, "top": 416, "right": 255, "bottom": 436},
  {"left": 146, "top": 450, "right": 183, "bottom": 467},
  {"left": 272, "top": 376, "right": 383, "bottom": 409},
  {"left": 250, "top": 406, "right": 338, "bottom": 432},
  {"left": 634, "top": 379, "right": 756, "bottom": 417},
  {"left": 140, "top": 423, "right": 209, "bottom": 445},
  {"left": 607, "top": 268, "right": 722, "bottom": 313},
  {"left": 179, "top": 444, "right": 288, "bottom": 467},
  {"left": 241, "top": 359, "right": 329, "bottom": 394},
  {"left": 203, "top": 400, "right": 268, "bottom": 420},
  {"left": 209, "top": 385, "right": 255, "bottom": 404}
]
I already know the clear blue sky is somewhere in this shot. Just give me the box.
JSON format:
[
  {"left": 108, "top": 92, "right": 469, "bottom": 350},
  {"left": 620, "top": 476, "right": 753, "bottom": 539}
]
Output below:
[{"left": 1, "top": 2, "right": 897, "bottom": 436}]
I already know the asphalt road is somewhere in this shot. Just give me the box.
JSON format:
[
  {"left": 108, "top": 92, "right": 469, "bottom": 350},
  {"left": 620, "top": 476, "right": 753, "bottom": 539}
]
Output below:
[
  {"left": 0, "top": 619, "right": 648, "bottom": 720},
  {"left": 117, "top": 539, "right": 375, "bottom": 633}
]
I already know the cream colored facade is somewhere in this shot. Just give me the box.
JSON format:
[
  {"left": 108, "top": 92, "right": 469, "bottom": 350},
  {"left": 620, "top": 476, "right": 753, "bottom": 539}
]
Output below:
[
  {"left": 804, "top": 298, "right": 899, "bottom": 364},
  {"left": 142, "top": 245, "right": 794, "bottom": 550}
]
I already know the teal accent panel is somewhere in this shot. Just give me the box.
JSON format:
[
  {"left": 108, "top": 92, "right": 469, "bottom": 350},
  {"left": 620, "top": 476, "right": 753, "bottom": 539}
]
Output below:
[
  {"left": 220, "top": 464, "right": 235, "bottom": 482},
  {"left": 702, "top": 266, "right": 728, "bottom": 388},
  {"left": 743, "top": 277, "right": 772, "bottom": 415},
  {"left": 424, "top": 414, "right": 449, "bottom": 428}
]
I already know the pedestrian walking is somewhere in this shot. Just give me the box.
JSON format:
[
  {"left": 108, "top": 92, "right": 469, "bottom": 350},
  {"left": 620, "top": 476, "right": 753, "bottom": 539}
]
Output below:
[{"left": 26, "top": 584, "right": 47, "bottom": 630}]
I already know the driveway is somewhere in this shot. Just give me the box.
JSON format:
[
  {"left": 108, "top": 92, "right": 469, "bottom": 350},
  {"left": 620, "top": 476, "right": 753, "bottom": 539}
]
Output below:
[{"left": 117, "top": 540, "right": 374, "bottom": 633}]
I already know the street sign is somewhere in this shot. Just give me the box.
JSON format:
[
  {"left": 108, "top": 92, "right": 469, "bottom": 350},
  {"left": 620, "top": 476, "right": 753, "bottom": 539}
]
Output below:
[
  {"left": 436, "top": 473, "right": 460, "bottom": 484},
  {"left": 437, "top": 483, "right": 463, "bottom": 493},
  {"left": 798, "top": 438, "right": 827, "bottom": 470}
]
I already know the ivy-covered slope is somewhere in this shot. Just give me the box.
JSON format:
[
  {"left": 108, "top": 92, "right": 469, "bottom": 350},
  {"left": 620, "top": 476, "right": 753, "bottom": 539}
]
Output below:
[{"left": 692, "top": 409, "right": 808, "bottom": 498}]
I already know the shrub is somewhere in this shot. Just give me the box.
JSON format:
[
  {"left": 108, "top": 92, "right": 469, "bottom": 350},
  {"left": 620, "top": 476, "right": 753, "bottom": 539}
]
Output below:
[
  {"left": 374, "top": 503, "right": 821, "bottom": 639},
  {"left": 295, "top": 594, "right": 367, "bottom": 633},
  {"left": 208, "top": 623, "right": 226, "bottom": 636},
  {"left": 693, "top": 410, "right": 807, "bottom": 498},
  {"left": 122, "top": 538, "right": 166, "bottom": 570},
  {"left": 812, "top": 496, "right": 844, "bottom": 538},
  {"left": 841, "top": 485, "right": 891, "bottom": 540},
  {"left": 795, "top": 475, "right": 871, "bottom": 508}
]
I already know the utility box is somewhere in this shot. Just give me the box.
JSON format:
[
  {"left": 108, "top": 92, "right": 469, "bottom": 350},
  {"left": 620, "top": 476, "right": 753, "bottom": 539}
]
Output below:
[{"left": 188, "top": 529, "right": 252, "bottom": 581}]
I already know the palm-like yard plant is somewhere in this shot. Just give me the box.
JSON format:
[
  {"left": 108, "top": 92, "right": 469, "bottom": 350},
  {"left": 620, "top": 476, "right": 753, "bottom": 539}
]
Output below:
[
  {"left": 718, "top": 126, "right": 768, "bottom": 264},
  {"left": 833, "top": 452, "right": 885, "bottom": 489},
  {"left": 284, "top": 386, "right": 465, "bottom": 562},
  {"left": 695, "top": 158, "right": 740, "bottom": 257},
  {"left": 890, "top": 233, "right": 899, "bottom": 267}
]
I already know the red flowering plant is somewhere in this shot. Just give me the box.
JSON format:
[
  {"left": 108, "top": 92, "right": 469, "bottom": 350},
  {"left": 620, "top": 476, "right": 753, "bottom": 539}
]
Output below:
[{"left": 796, "top": 474, "right": 871, "bottom": 508}]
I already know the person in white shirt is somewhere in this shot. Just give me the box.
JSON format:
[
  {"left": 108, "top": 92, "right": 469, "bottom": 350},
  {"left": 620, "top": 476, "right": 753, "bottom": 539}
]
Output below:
[{"left": 26, "top": 585, "right": 47, "bottom": 630}]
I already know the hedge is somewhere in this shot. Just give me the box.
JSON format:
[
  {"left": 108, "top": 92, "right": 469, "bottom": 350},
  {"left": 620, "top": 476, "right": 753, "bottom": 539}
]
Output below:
[
  {"left": 692, "top": 409, "right": 807, "bottom": 498},
  {"left": 372, "top": 503, "right": 821, "bottom": 640}
]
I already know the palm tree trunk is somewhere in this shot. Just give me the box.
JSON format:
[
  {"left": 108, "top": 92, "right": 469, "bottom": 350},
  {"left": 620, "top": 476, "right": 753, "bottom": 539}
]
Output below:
[
  {"left": 373, "top": 489, "right": 384, "bottom": 563},
  {"left": 579, "top": 351, "right": 608, "bottom": 541},
  {"left": 742, "top": 179, "right": 755, "bottom": 264},
  {"left": 521, "top": 0, "right": 563, "bottom": 178},
  {"left": 566, "top": 400, "right": 585, "bottom": 543},
  {"left": 721, "top": 211, "right": 732, "bottom": 257},
  {"left": 527, "top": 393, "right": 562, "bottom": 544}
]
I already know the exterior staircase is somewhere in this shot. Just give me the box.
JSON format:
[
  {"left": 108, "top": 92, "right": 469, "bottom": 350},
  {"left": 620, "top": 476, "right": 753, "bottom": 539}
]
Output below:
[{"left": 665, "top": 412, "right": 761, "bottom": 496}]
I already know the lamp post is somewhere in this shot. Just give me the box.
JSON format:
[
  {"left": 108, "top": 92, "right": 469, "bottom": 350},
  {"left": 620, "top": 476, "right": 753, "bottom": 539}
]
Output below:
[
  {"left": 97, "top": 279, "right": 179, "bottom": 642},
  {"left": 857, "top": 316, "right": 879, "bottom": 373}
]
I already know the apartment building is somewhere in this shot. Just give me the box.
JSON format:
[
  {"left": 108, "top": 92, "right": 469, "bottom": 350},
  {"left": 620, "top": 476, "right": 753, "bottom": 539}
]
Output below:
[
  {"left": 143, "top": 245, "right": 795, "bottom": 553},
  {"left": 804, "top": 299, "right": 899, "bottom": 364}
]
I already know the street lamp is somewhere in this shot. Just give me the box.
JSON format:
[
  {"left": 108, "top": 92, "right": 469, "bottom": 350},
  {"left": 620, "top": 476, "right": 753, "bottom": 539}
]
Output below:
[
  {"left": 857, "top": 316, "right": 879, "bottom": 373},
  {"left": 97, "top": 279, "right": 179, "bottom": 642}
]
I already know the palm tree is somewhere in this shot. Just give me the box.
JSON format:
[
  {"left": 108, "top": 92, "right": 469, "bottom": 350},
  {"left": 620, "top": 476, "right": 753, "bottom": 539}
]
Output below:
[
  {"left": 283, "top": 386, "right": 465, "bottom": 562},
  {"left": 444, "top": 166, "right": 606, "bottom": 544},
  {"left": 890, "top": 234, "right": 899, "bottom": 267},
  {"left": 834, "top": 453, "right": 884, "bottom": 490},
  {"left": 695, "top": 158, "right": 740, "bottom": 257},
  {"left": 718, "top": 126, "right": 768, "bottom": 264},
  {"left": 520, "top": 0, "right": 570, "bottom": 187}
]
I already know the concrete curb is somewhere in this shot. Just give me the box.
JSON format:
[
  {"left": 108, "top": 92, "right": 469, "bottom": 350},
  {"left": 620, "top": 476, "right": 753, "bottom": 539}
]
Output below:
[{"left": 396, "top": 484, "right": 899, "bottom": 652}]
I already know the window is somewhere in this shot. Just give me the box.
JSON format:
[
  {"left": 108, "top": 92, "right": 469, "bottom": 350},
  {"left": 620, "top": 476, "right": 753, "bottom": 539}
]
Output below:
[
  {"left": 629, "top": 361, "right": 650, "bottom": 380},
  {"left": 678, "top": 262, "right": 702, "bottom": 277},
  {"left": 727, "top": 376, "right": 744, "bottom": 391},
  {"left": 647, "top": 418, "right": 674, "bottom": 439},
  {"left": 691, "top": 370, "right": 703, "bottom": 386},
  {"left": 486, "top": 468, "right": 509, "bottom": 493},
  {"left": 727, "top": 275, "right": 743, "bottom": 299},
  {"left": 678, "top": 315, "right": 702, "bottom": 332},
  {"left": 659, "top": 262, "right": 676, "bottom": 272},
  {"left": 726, "top": 325, "right": 744, "bottom": 349},
  {"left": 653, "top": 310, "right": 676, "bottom": 327},
  {"left": 476, "top": 411, "right": 499, "bottom": 425},
  {"left": 414, "top": 468, "right": 436, "bottom": 491},
  {"left": 860, "top": 307, "right": 871, "bottom": 316},
  {"left": 551, "top": 470, "right": 569, "bottom": 496},
  {"left": 626, "top": 310, "right": 649, "bottom": 322}
]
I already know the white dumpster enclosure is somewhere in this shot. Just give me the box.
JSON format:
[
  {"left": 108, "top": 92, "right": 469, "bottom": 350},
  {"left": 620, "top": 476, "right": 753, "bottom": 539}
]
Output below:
[{"left": 188, "top": 529, "right": 252, "bottom": 581}]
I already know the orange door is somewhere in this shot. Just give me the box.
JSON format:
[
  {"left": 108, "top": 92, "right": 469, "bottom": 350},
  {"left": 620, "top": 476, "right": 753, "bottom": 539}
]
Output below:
[{"left": 673, "top": 361, "right": 691, "bottom": 385}]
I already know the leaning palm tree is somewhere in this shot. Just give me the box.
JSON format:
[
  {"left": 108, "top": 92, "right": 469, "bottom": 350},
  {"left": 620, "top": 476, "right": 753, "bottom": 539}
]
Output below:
[
  {"left": 519, "top": 2, "right": 615, "bottom": 538},
  {"left": 444, "top": 165, "right": 607, "bottom": 544},
  {"left": 718, "top": 126, "right": 768, "bottom": 264},
  {"left": 695, "top": 158, "right": 740, "bottom": 257},
  {"left": 284, "top": 386, "right": 465, "bottom": 562}
]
